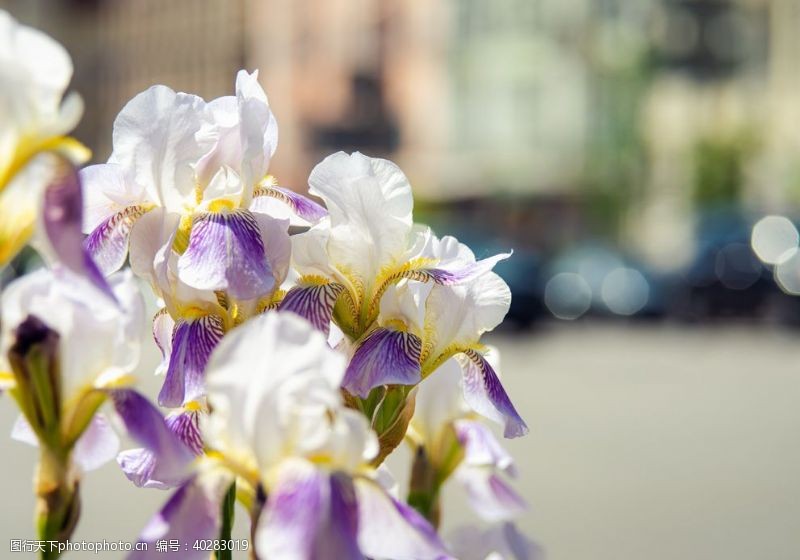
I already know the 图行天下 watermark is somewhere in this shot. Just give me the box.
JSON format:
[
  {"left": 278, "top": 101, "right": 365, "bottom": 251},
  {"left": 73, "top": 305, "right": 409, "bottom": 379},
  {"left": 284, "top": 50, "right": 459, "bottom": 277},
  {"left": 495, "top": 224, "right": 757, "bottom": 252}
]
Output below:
[{"left": 9, "top": 539, "right": 149, "bottom": 555}]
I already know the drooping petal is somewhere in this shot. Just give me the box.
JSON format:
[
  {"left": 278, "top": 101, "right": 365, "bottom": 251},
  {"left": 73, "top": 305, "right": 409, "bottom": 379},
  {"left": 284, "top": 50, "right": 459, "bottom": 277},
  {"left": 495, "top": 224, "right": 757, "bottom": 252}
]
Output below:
[
  {"left": 108, "top": 389, "right": 194, "bottom": 488},
  {"left": 457, "top": 351, "right": 528, "bottom": 438},
  {"left": 251, "top": 184, "right": 327, "bottom": 226},
  {"left": 118, "top": 410, "right": 203, "bottom": 489},
  {"left": 354, "top": 477, "right": 449, "bottom": 560},
  {"left": 85, "top": 204, "right": 151, "bottom": 276},
  {"left": 80, "top": 163, "right": 146, "bottom": 232},
  {"left": 279, "top": 281, "right": 344, "bottom": 336},
  {"left": 456, "top": 468, "right": 527, "bottom": 522},
  {"left": 158, "top": 315, "right": 224, "bottom": 407},
  {"left": 41, "top": 157, "right": 112, "bottom": 294},
  {"left": 343, "top": 327, "right": 422, "bottom": 398},
  {"left": 447, "top": 522, "right": 541, "bottom": 560},
  {"left": 177, "top": 209, "right": 274, "bottom": 300},
  {"left": 12, "top": 412, "right": 120, "bottom": 473},
  {"left": 72, "top": 413, "right": 121, "bottom": 472},
  {"left": 255, "top": 459, "right": 362, "bottom": 560},
  {"left": 129, "top": 472, "right": 232, "bottom": 560},
  {"left": 454, "top": 419, "right": 517, "bottom": 475}
]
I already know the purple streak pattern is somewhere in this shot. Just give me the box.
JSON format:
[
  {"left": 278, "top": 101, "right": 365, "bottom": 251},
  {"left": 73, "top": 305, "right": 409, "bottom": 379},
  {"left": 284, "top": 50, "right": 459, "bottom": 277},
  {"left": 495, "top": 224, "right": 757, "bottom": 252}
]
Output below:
[{"left": 342, "top": 327, "right": 422, "bottom": 397}]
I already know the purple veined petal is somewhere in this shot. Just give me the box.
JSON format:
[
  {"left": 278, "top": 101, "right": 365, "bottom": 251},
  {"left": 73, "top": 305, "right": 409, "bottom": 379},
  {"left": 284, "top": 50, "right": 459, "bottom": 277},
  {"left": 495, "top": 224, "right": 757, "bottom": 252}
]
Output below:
[
  {"left": 342, "top": 327, "right": 422, "bottom": 398},
  {"left": 177, "top": 209, "right": 274, "bottom": 300},
  {"left": 255, "top": 459, "right": 362, "bottom": 560},
  {"left": 118, "top": 410, "right": 203, "bottom": 489},
  {"left": 419, "top": 251, "right": 512, "bottom": 286},
  {"left": 107, "top": 389, "right": 194, "bottom": 488},
  {"left": 84, "top": 204, "right": 151, "bottom": 276},
  {"left": 251, "top": 184, "right": 328, "bottom": 226},
  {"left": 278, "top": 281, "right": 345, "bottom": 337},
  {"left": 41, "top": 159, "right": 116, "bottom": 298},
  {"left": 457, "top": 351, "right": 528, "bottom": 439},
  {"left": 453, "top": 419, "right": 517, "bottom": 476},
  {"left": 456, "top": 468, "right": 527, "bottom": 523},
  {"left": 354, "top": 477, "right": 450, "bottom": 560},
  {"left": 152, "top": 308, "right": 175, "bottom": 377},
  {"left": 129, "top": 472, "right": 232, "bottom": 560},
  {"left": 447, "top": 522, "right": 541, "bottom": 560},
  {"left": 158, "top": 314, "right": 224, "bottom": 408}
]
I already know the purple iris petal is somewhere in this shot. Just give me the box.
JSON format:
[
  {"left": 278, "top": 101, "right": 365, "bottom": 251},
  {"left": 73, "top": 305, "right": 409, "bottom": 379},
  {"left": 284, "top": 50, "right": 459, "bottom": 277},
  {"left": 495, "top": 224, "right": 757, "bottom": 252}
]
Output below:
[
  {"left": 456, "top": 469, "right": 527, "bottom": 522},
  {"left": 130, "top": 474, "right": 229, "bottom": 560},
  {"left": 41, "top": 160, "right": 115, "bottom": 297},
  {"left": 354, "top": 478, "right": 450, "bottom": 560},
  {"left": 342, "top": 327, "right": 422, "bottom": 398},
  {"left": 118, "top": 410, "right": 203, "bottom": 489},
  {"left": 252, "top": 185, "right": 328, "bottom": 224},
  {"left": 454, "top": 419, "right": 517, "bottom": 476},
  {"left": 158, "top": 315, "right": 224, "bottom": 407},
  {"left": 255, "top": 460, "right": 362, "bottom": 560},
  {"left": 85, "top": 205, "right": 150, "bottom": 275},
  {"left": 279, "top": 282, "right": 344, "bottom": 336},
  {"left": 420, "top": 252, "right": 511, "bottom": 286},
  {"left": 178, "top": 209, "right": 274, "bottom": 300},
  {"left": 458, "top": 351, "right": 528, "bottom": 438},
  {"left": 108, "top": 389, "right": 194, "bottom": 488}
]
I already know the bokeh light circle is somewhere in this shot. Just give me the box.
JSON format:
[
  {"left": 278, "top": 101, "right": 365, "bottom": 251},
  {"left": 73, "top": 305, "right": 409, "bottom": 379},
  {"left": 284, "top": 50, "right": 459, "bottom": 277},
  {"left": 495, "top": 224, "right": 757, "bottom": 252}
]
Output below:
[
  {"left": 601, "top": 268, "right": 650, "bottom": 316},
  {"left": 544, "top": 272, "right": 592, "bottom": 320},
  {"left": 751, "top": 215, "right": 798, "bottom": 265}
]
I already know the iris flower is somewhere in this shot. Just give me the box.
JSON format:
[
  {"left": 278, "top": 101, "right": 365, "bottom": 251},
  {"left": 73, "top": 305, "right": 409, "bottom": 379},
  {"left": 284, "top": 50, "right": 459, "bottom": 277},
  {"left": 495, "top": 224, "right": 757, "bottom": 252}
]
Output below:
[
  {"left": 81, "top": 70, "right": 324, "bottom": 299},
  {"left": 0, "top": 10, "right": 90, "bottom": 266},
  {"left": 130, "top": 312, "right": 450, "bottom": 560}
]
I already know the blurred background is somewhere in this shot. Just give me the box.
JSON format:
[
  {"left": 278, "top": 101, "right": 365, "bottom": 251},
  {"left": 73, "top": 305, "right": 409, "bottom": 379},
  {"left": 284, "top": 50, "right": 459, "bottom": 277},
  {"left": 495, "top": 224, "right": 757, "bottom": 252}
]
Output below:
[{"left": 2, "top": 0, "right": 800, "bottom": 558}]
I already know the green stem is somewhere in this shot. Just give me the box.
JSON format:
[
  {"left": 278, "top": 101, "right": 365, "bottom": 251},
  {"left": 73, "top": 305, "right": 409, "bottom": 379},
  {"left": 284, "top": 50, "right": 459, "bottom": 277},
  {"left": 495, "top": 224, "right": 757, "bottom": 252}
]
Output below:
[
  {"left": 407, "top": 446, "right": 442, "bottom": 528},
  {"left": 36, "top": 448, "right": 79, "bottom": 560},
  {"left": 215, "top": 481, "right": 237, "bottom": 560}
]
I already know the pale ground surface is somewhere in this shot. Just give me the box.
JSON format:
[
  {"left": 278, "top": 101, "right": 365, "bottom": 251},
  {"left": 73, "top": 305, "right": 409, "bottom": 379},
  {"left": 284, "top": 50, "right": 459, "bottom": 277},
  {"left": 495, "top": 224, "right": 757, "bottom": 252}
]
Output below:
[{"left": 2, "top": 323, "right": 800, "bottom": 559}]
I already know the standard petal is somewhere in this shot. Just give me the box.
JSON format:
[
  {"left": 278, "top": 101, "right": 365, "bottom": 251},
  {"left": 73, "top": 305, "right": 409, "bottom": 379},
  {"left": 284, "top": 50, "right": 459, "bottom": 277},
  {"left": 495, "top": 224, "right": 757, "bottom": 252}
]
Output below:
[
  {"left": 306, "top": 152, "right": 414, "bottom": 286},
  {"left": 255, "top": 459, "right": 362, "bottom": 560},
  {"left": 110, "top": 85, "right": 211, "bottom": 212},
  {"left": 129, "top": 472, "right": 231, "bottom": 560},
  {"left": 279, "top": 281, "right": 345, "bottom": 336},
  {"left": 457, "top": 351, "right": 528, "bottom": 438},
  {"left": 108, "top": 389, "right": 194, "bottom": 488},
  {"left": 251, "top": 184, "right": 328, "bottom": 226},
  {"left": 354, "top": 477, "right": 449, "bottom": 560},
  {"left": 342, "top": 327, "right": 422, "bottom": 398},
  {"left": 158, "top": 315, "right": 224, "bottom": 408},
  {"left": 177, "top": 210, "right": 274, "bottom": 300},
  {"left": 118, "top": 410, "right": 203, "bottom": 489}
]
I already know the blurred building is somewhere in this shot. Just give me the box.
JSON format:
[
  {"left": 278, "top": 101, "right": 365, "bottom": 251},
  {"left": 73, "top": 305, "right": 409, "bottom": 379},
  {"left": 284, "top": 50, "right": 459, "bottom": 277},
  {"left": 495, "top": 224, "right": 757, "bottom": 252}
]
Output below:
[
  {"left": 5, "top": 0, "right": 800, "bottom": 265},
  {"left": 2, "top": 0, "right": 246, "bottom": 161}
]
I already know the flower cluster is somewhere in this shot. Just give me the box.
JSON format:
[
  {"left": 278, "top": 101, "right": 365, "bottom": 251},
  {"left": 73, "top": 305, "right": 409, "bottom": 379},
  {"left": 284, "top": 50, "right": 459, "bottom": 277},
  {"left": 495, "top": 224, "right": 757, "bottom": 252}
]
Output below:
[{"left": 0, "top": 10, "right": 536, "bottom": 560}]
